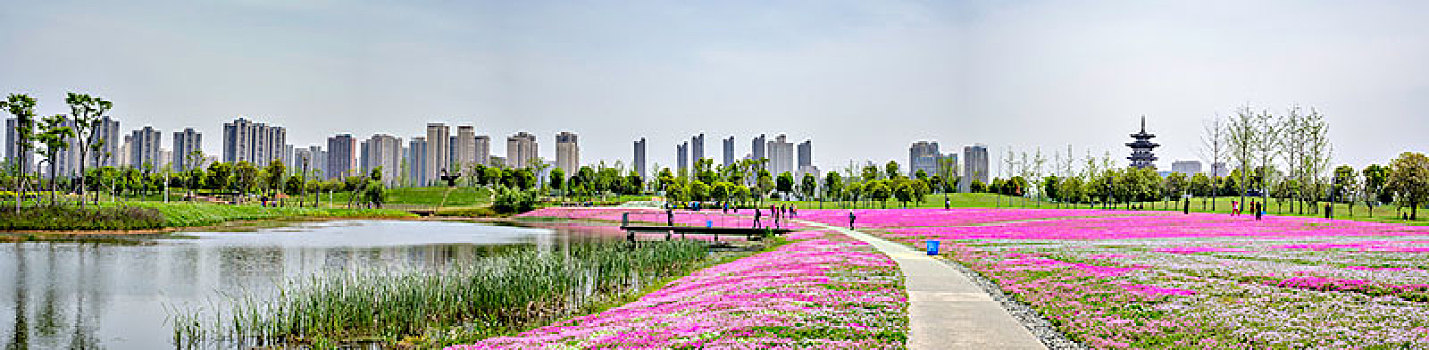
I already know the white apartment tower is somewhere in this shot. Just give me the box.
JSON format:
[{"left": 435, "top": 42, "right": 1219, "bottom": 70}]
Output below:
[
  {"left": 505, "top": 132, "right": 538, "bottom": 168},
  {"left": 555, "top": 132, "right": 579, "bottom": 176}
]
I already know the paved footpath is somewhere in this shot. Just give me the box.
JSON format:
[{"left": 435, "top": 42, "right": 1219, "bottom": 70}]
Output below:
[{"left": 799, "top": 220, "right": 1047, "bottom": 350}]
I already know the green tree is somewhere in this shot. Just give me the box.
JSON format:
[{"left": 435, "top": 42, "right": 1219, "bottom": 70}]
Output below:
[
  {"left": 549, "top": 168, "right": 565, "bottom": 198},
  {"left": 756, "top": 169, "right": 773, "bottom": 204},
  {"left": 894, "top": 180, "right": 914, "bottom": 208},
  {"left": 1388, "top": 152, "right": 1429, "bottom": 220},
  {"left": 1333, "top": 165, "right": 1359, "bottom": 215},
  {"left": 1189, "top": 172, "right": 1212, "bottom": 209},
  {"left": 264, "top": 160, "right": 286, "bottom": 199},
  {"left": 0, "top": 94, "right": 39, "bottom": 210},
  {"left": 234, "top": 161, "right": 259, "bottom": 197},
  {"left": 822, "top": 171, "right": 843, "bottom": 208},
  {"left": 775, "top": 172, "right": 794, "bottom": 199},
  {"left": 63, "top": 93, "right": 113, "bottom": 208},
  {"left": 206, "top": 162, "right": 233, "bottom": 191},
  {"left": 1362, "top": 164, "right": 1391, "bottom": 216},
  {"left": 688, "top": 180, "right": 709, "bottom": 201},
  {"left": 884, "top": 161, "right": 901, "bottom": 180},
  {"left": 868, "top": 180, "right": 891, "bottom": 209},
  {"left": 36, "top": 114, "right": 73, "bottom": 205},
  {"left": 799, "top": 172, "right": 818, "bottom": 202}
]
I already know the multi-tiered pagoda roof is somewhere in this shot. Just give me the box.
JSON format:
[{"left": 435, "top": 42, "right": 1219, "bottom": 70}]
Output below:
[{"left": 1126, "top": 116, "right": 1159, "bottom": 169}]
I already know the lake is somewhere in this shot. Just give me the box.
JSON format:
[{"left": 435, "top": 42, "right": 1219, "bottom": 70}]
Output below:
[{"left": 0, "top": 219, "right": 617, "bottom": 349}]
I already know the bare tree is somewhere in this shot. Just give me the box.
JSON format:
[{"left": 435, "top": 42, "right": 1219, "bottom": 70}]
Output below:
[
  {"left": 1227, "top": 105, "right": 1258, "bottom": 208},
  {"left": 1252, "top": 108, "right": 1284, "bottom": 210},
  {"left": 1199, "top": 115, "right": 1227, "bottom": 210}
]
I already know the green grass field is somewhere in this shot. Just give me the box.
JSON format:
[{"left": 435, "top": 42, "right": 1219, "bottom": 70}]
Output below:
[
  {"left": 0, "top": 200, "right": 415, "bottom": 230},
  {"left": 769, "top": 193, "right": 1429, "bottom": 225}
]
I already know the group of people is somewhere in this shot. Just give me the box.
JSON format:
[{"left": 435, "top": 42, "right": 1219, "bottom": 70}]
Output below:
[
  {"left": 752, "top": 204, "right": 798, "bottom": 229},
  {"left": 1231, "top": 200, "right": 1265, "bottom": 221}
]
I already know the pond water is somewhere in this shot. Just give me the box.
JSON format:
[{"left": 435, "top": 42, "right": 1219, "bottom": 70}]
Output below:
[{"left": 0, "top": 219, "right": 615, "bottom": 349}]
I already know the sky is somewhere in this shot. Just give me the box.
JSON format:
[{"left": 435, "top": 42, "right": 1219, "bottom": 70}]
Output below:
[{"left": 2, "top": 0, "right": 1427, "bottom": 177}]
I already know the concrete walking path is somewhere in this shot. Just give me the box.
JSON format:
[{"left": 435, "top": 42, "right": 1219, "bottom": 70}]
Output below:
[{"left": 799, "top": 220, "right": 1047, "bottom": 350}]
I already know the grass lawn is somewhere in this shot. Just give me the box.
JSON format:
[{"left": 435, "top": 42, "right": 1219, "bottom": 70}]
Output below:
[
  {"left": 0, "top": 200, "right": 415, "bottom": 230},
  {"left": 771, "top": 193, "right": 1429, "bottom": 226}
]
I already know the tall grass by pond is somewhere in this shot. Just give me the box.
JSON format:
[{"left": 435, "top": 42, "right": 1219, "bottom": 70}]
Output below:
[
  {"left": 171, "top": 240, "right": 710, "bottom": 348},
  {"left": 0, "top": 205, "right": 166, "bottom": 230},
  {"left": 0, "top": 202, "right": 415, "bottom": 230}
]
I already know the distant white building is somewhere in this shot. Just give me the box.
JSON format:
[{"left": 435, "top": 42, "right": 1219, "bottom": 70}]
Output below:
[{"left": 1171, "top": 160, "right": 1202, "bottom": 175}]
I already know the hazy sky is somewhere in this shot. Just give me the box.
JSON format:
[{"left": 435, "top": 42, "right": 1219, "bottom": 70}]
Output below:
[{"left": 3, "top": 0, "right": 1426, "bottom": 176}]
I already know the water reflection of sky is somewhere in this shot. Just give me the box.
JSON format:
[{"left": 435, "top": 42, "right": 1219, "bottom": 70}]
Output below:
[{"left": 0, "top": 220, "right": 607, "bottom": 349}]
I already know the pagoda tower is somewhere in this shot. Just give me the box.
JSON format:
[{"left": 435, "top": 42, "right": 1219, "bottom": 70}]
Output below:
[{"left": 1126, "top": 116, "right": 1159, "bottom": 169}]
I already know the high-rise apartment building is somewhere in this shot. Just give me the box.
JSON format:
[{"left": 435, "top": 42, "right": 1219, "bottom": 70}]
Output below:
[
  {"left": 555, "top": 132, "right": 579, "bottom": 177},
  {"left": 960, "top": 144, "right": 989, "bottom": 193},
  {"left": 691, "top": 133, "right": 704, "bottom": 162},
  {"left": 796, "top": 139, "right": 813, "bottom": 168},
  {"left": 326, "top": 134, "right": 358, "bottom": 179},
  {"left": 453, "top": 125, "right": 477, "bottom": 168},
  {"left": 633, "top": 138, "right": 646, "bottom": 179},
  {"left": 505, "top": 132, "right": 538, "bottom": 168},
  {"left": 129, "top": 126, "right": 163, "bottom": 170},
  {"left": 362, "top": 134, "right": 402, "bottom": 185},
  {"left": 474, "top": 135, "right": 491, "bottom": 166},
  {"left": 676, "top": 142, "right": 689, "bottom": 173},
  {"left": 407, "top": 137, "right": 428, "bottom": 186},
  {"left": 93, "top": 116, "right": 122, "bottom": 167},
  {"left": 172, "top": 128, "right": 202, "bottom": 171},
  {"left": 5, "top": 118, "right": 35, "bottom": 173},
  {"left": 766, "top": 134, "right": 794, "bottom": 176},
  {"left": 425, "top": 123, "right": 450, "bottom": 181},
  {"left": 222, "top": 117, "right": 286, "bottom": 166},
  {"left": 909, "top": 141, "right": 941, "bottom": 178},
  {"left": 51, "top": 120, "right": 81, "bottom": 177},
  {"left": 751, "top": 134, "right": 767, "bottom": 163},
  {"left": 118, "top": 135, "right": 132, "bottom": 167},
  {"left": 722, "top": 136, "right": 735, "bottom": 166}
]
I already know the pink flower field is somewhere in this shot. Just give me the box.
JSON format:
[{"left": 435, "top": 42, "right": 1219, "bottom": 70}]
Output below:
[
  {"left": 800, "top": 209, "right": 1429, "bottom": 348},
  {"left": 447, "top": 230, "right": 907, "bottom": 349}
]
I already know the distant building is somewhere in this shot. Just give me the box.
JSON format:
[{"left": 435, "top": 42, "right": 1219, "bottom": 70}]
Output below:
[
  {"left": 130, "top": 126, "right": 163, "bottom": 171},
  {"left": 676, "top": 142, "right": 689, "bottom": 173},
  {"left": 5, "top": 118, "right": 35, "bottom": 173},
  {"left": 909, "top": 141, "right": 941, "bottom": 178},
  {"left": 94, "top": 116, "right": 122, "bottom": 167},
  {"left": 407, "top": 137, "right": 428, "bottom": 185},
  {"left": 796, "top": 139, "right": 813, "bottom": 177},
  {"left": 767, "top": 134, "right": 794, "bottom": 176},
  {"left": 171, "top": 128, "right": 202, "bottom": 171},
  {"left": 505, "top": 132, "right": 538, "bottom": 168},
  {"left": 53, "top": 119, "right": 81, "bottom": 177},
  {"left": 326, "top": 133, "right": 358, "bottom": 179},
  {"left": 1171, "top": 160, "right": 1202, "bottom": 175},
  {"left": 960, "top": 144, "right": 989, "bottom": 193},
  {"left": 633, "top": 138, "right": 647, "bottom": 179},
  {"left": 362, "top": 134, "right": 402, "bottom": 185},
  {"left": 555, "top": 131, "right": 579, "bottom": 176},
  {"left": 474, "top": 135, "right": 491, "bottom": 167},
  {"left": 691, "top": 133, "right": 705, "bottom": 162},
  {"left": 1211, "top": 162, "right": 1229, "bottom": 177},
  {"left": 118, "top": 135, "right": 132, "bottom": 167},
  {"left": 722, "top": 136, "right": 735, "bottom": 166},
  {"left": 751, "top": 134, "right": 767, "bottom": 166},
  {"left": 453, "top": 125, "right": 477, "bottom": 168},
  {"left": 426, "top": 123, "right": 450, "bottom": 181},
  {"left": 222, "top": 117, "right": 286, "bottom": 166},
  {"left": 1127, "top": 116, "right": 1159, "bottom": 169}
]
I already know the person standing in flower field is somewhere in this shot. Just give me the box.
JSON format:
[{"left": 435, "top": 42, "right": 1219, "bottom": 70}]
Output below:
[
  {"left": 848, "top": 210, "right": 857, "bottom": 230},
  {"left": 1231, "top": 200, "right": 1240, "bottom": 216}
]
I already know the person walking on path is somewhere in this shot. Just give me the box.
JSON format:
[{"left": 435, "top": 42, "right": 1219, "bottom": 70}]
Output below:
[
  {"left": 848, "top": 210, "right": 857, "bottom": 230},
  {"left": 666, "top": 208, "right": 675, "bottom": 227},
  {"left": 753, "top": 208, "right": 762, "bottom": 228}
]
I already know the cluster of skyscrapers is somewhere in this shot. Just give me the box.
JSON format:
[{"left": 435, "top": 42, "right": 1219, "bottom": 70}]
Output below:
[
  {"left": 3, "top": 116, "right": 214, "bottom": 177},
  {"left": 908, "top": 140, "right": 989, "bottom": 193},
  {"left": 638, "top": 133, "right": 818, "bottom": 180},
  {"left": 3, "top": 116, "right": 583, "bottom": 188}
]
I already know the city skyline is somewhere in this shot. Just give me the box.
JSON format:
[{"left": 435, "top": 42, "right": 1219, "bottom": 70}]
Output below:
[{"left": 3, "top": 1, "right": 1425, "bottom": 174}]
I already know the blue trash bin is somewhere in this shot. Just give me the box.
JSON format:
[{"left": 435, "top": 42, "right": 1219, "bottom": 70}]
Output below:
[{"left": 926, "top": 240, "right": 940, "bottom": 256}]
